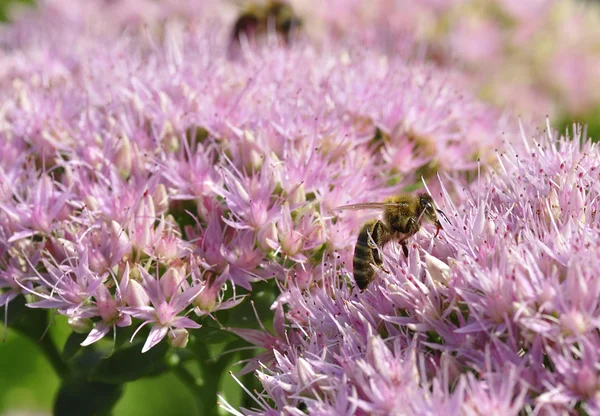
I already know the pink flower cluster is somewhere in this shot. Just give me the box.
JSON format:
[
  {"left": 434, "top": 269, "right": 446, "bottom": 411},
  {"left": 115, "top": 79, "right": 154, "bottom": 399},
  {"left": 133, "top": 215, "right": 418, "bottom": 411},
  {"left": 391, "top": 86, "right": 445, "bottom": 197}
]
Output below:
[
  {"left": 0, "top": 1, "right": 506, "bottom": 357},
  {"left": 300, "top": 0, "right": 600, "bottom": 120},
  {"left": 235, "top": 123, "right": 600, "bottom": 415},
  {"left": 3, "top": 1, "right": 599, "bottom": 415}
]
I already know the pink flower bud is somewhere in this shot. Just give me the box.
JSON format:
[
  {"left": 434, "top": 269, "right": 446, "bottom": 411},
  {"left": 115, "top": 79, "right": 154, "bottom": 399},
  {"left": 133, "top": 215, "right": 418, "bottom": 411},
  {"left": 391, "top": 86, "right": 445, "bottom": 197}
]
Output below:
[
  {"left": 168, "top": 328, "right": 190, "bottom": 349},
  {"left": 125, "top": 278, "right": 150, "bottom": 307},
  {"left": 280, "top": 229, "right": 303, "bottom": 256},
  {"left": 155, "top": 234, "right": 181, "bottom": 261},
  {"left": 84, "top": 195, "right": 99, "bottom": 211},
  {"left": 130, "top": 192, "right": 156, "bottom": 249},
  {"left": 153, "top": 184, "right": 169, "bottom": 214},
  {"left": 96, "top": 296, "right": 119, "bottom": 323},
  {"left": 560, "top": 310, "right": 588, "bottom": 336},
  {"left": 248, "top": 200, "right": 268, "bottom": 228},
  {"left": 257, "top": 221, "right": 278, "bottom": 252},
  {"left": 114, "top": 134, "right": 132, "bottom": 179},
  {"left": 288, "top": 183, "right": 306, "bottom": 205},
  {"left": 193, "top": 269, "right": 227, "bottom": 312},
  {"left": 110, "top": 220, "right": 131, "bottom": 262},
  {"left": 116, "top": 314, "right": 132, "bottom": 328},
  {"left": 68, "top": 316, "right": 94, "bottom": 334},
  {"left": 194, "top": 284, "right": 219, "bottom": 312},
  {"left": 294, "top": 267, "right": 313, "bottom": 289},
  {"left": 88, "top": 248, "right": 109, "bottom": 275},
  {"left": 161, "top": 267, "right": 183, "bottom": 300},
  {"left": 424, "top": 252, "right": 451, "bottom": 285},
  {"left": 160, "top": 122, "right": 180, "bottom": 153}
]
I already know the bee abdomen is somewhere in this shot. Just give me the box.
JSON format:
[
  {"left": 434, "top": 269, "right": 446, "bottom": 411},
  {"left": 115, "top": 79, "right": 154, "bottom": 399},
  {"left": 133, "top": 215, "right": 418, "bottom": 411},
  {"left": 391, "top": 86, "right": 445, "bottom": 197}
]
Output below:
[
  {"left": 353, "top": 260, "right": 376, "bottom": 290},
  {"left": 353, "top": 220, "right": 387, "bottom": 290}
]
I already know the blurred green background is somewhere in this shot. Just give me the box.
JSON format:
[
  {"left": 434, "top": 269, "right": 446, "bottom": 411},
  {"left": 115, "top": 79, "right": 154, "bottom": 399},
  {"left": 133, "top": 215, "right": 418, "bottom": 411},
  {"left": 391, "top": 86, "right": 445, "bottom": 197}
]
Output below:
[
  {"left": 0, "top": 0, "right": 31, "bottom": 21},
  {"left": 0, "top": 315, "right": 250, "bottom": 416}
]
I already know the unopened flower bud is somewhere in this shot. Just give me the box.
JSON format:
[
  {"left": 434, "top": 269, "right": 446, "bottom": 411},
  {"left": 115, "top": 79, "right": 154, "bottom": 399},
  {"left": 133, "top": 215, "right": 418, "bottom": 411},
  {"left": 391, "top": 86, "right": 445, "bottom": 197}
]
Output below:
[
  {"left": 88, "top": 248, "right": 109, "bottom": 274},
  {"left": 84, "top": 195, "right": 99, "bottom": 211},
  {"left": 168, "top": 328, "right": 190, "bottom": 349},
  {"left": 297, "top": 358, "right": 318, "bottom": 391},
  {"left": 131, "top": 192, "right": 156, "bottom": 249},
  {"left": 281, "top": 229, "right": 303, "bottom": 256},
  {"left": 116, "top": 314, "right": 132, "bottom": 328},
  {"left": 161, "top": 267, "right": 183, "bottom": 300},
  {"left": 114, "top": 134, "right": 132, "bottom": 179},
  {"left": 194, "top": 284, "right": 219, "bottom": 312},
  {"left": 257, "top": 222, "right": 278, "bottom": 252},
  {"left": 248, "top": 148, "right": 263, "bottom": 170},
  {"left": 288, "top": 183, "right": 306, "bottom": 205},
  {"left": 248, "top": 200, "right": 268, "bottom": 228},
  {"left": 560, "top": 310, "right": 588, "bottom": 336},
  {"left": 110, "top": 220, "right": 131, "bottom": 262},
  {"left": 307, "top": 222, "right": 326, "bottom": 247},
  {"left": 155, "top": 235, "right": 181, "bottom": 261},
  {"left": 424, "top": 252, "right": 451, "bottom": 285},
  {"left": 160, "top": 122, "right": 179, "bottom": 153},
  {"left": 68, "top": 316, "right": 94, "bottom": 334},
  {"left": 294, "top": 267, "right": 313, "bottom": 289},
  {"left": 153, "top": 184, "right": 169, "bottom": 214},
  {"left": 126, "top": 278, "right": 150, "bottom": 307},
  {"left": 193, "top": 269, "right": 227, "bottom": 312}
]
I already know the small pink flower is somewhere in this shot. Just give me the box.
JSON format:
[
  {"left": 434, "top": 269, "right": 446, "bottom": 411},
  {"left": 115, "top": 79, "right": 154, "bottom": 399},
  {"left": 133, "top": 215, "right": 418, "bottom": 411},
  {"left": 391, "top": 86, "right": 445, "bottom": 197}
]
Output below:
[{"left": 122, "top": 265, "right": 202, "bottom": 352}]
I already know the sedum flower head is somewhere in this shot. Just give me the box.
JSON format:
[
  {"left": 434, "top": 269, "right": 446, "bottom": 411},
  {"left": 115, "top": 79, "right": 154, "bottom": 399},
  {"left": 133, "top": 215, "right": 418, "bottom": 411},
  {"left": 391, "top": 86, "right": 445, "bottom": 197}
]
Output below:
[
  {"left": 0, "top": 0, "right": 509, "bottom": 357},
  {"left": 301, "top": 0, "right": 600, "bottom": 121},
  {"left": 224, "top": 124, "right": 600, "bottom": 415}
]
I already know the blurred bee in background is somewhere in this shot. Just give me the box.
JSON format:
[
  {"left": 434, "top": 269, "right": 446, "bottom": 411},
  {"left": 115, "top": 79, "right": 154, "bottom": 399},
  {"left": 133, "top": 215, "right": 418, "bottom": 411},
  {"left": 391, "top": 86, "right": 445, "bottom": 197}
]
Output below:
[
  {"left": 230, "top": 1, "right": 302, "bottom": 46},
  {"left": 337, "top": 193, "right": 448, "bottom": 290}
]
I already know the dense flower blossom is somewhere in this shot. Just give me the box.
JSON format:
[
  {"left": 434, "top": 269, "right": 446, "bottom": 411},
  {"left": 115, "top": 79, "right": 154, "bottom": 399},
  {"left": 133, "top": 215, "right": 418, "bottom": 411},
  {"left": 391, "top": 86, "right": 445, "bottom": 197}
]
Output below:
[
  {"left": 0, "top": 0, "right": 507, "bottom": 356},
  {"left": 224, "top": 124, "right": 600, "bottom": 415},
  {"left": 3, "top": 1, "right": 599, "bottom": 415},
  {"left": 300, "top": 0, "right": 600, "bottom": 120}
]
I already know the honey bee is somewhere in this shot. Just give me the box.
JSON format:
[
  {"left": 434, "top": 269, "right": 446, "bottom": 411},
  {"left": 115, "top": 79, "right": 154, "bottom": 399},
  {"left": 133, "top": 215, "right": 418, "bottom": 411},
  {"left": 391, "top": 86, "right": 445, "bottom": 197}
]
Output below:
[
  {"left": 231, "top": 1, "right": 302, "bottom": 46},
  {"left": 337, "top": 193, "right": 448, "bottom": 290}
]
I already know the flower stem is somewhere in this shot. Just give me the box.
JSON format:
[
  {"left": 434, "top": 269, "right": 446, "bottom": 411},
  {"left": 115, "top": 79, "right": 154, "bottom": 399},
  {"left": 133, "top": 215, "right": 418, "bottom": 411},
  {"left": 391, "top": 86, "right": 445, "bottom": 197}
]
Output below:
[
  {"left": 37, "top": 333, "right": 70, "bottom": 379},
  {"left": 180, "top": 340, "right": 244, "bottom": 415},
  {"left": 239, "top": 347, "right": 260, "bottom": 410},
  {"left": 173, "top": 365, "right": 207, "bottom": 414}
]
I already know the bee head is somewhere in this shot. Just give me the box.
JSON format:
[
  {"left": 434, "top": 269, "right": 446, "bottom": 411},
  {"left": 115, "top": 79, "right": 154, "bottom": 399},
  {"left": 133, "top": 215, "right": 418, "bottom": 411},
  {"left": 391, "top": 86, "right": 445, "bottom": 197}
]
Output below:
[
  {"left": 417, "top": 193, "right": 445, "bottom": 236},
  {"left": 417, "top": 193, "right": 435, "bottom": 219}
]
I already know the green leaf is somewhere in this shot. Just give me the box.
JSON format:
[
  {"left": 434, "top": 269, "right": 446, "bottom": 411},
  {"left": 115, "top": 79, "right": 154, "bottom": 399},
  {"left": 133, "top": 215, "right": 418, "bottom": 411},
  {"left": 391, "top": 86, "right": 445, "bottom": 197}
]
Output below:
[
  {"left": 192, "top": 326, "right": 236, "bottom": 345},
  {"left": 54, "top": 379, "right": 123, "bottom": 416},
  {"left": 169, "top": 199, "right": 199, "bottom": 237},
  {"left": 62, "top": 332, "right": 87, "bottom": 361},
  {"left": 113, "top": 324, "right": 137, "bottom": 349},
  {"left": 224, "top": 279, "right": 279, "bottom": 331},
  {"left": 2, "top": 295, "right": 49, "bottom": 342},
  {"left": 89, "top": 341, "right": 170, "bottom": 384}
]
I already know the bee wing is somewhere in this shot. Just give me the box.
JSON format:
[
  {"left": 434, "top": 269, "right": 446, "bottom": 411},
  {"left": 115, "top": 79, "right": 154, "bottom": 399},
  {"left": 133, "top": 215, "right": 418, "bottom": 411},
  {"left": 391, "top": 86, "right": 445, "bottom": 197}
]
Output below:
[{"left": 335, "top": 202, "right": 398, "bottom": 211}]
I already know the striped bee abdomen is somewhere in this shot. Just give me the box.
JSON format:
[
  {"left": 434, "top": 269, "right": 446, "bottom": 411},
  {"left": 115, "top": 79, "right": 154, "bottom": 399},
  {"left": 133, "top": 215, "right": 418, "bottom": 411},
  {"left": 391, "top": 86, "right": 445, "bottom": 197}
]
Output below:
[{"left": 353, "top": 219, "right": 388, "bottom": 290}]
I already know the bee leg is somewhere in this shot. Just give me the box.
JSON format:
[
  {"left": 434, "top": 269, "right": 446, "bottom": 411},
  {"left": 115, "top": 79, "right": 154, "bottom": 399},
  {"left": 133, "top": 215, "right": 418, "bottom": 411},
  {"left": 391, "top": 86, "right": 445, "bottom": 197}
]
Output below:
[
  {"left": 401, "top": 241, "right": 409, "bottom": 257},
  {"left": 405, "top": 217, "right": 420, "bottom": 235},
  {"left": 369, "top": 221, "right": 390, "bottom": 273},
  {"left": 370, "top": 220, "right": 388, "bottom": 266}
]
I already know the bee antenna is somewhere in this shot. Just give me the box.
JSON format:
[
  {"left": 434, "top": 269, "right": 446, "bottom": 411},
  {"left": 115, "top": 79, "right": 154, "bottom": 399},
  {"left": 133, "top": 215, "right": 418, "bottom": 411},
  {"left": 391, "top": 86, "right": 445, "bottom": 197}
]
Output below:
[
  {"left": 416, "top": 208, "right": 426, "bottom": 223},
  {"left": 437, "top": 209, "right": 450, "bottom": 223}
]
